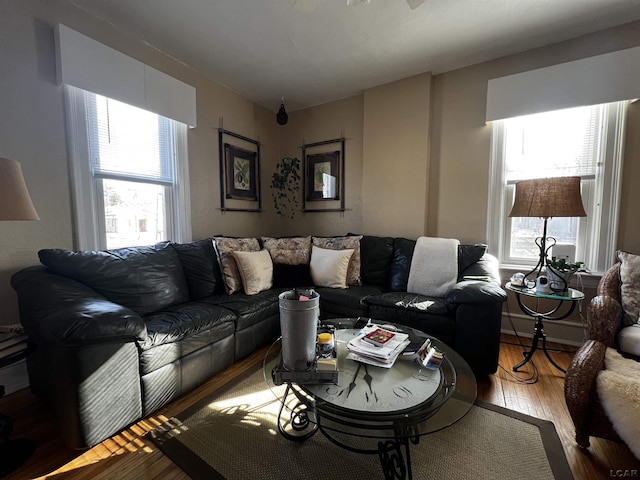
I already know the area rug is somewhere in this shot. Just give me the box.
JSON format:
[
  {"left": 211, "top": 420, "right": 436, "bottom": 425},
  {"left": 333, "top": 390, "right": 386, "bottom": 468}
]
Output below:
[{"left": 150, "top": 363, "right": 573, "bottom": 480}]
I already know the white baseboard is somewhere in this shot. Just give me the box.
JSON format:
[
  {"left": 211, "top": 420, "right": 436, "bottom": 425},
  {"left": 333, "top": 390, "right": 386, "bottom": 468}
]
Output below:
[
  {"left": 501, "top": 312, "right": 587, "bottom": 347},
  {"left": 0, "top": 359, "right": 29, "bottom": 395}
]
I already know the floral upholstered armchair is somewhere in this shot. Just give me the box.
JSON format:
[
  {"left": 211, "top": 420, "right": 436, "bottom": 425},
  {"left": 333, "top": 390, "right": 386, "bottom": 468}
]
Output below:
[{"left": 564, "top": 251, "right": 640, "bottom": 460}]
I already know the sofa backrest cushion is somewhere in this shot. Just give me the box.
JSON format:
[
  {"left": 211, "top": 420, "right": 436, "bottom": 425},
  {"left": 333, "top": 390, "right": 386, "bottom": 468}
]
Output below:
[
  {"left": 38, "top": 243, "right": 189, "bottom": 315},
  {"left": 359, "top": 235, "right": 395, "bottom": 287},
  {"left": 459, "top": 244, "right": 488, "bottom": 275},
  {"left": 172, "top": 239, "right": 224, "bottom": 299},
  {"left": 387, "top": 238, "right": 416, "bottom": 291}
]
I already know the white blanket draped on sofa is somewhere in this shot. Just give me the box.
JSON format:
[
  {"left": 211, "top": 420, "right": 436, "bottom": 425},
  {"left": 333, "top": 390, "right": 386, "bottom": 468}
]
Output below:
[
  {"left": 407, "top": 236, "right": 460, "bottom": 297},
  {"left": 597, "top": 348, "right": 640, "bottom": 460}
]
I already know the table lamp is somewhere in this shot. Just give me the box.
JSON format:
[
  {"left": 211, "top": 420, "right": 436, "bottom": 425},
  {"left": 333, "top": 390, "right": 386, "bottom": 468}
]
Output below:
[
  {"left": 0, "top": 157, "right": 38, "bottom": 477},
  {"left": 0, "top": 157, "right": 40, "bottom": 222},
  {"left": 508, "top": 176, "right": 586, "bottom": 292}
]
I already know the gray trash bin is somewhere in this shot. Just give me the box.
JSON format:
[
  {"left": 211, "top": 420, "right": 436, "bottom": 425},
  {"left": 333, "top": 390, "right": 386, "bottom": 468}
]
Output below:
[{"left": 279, "top": 289, "right": 319, "bottom": 371}]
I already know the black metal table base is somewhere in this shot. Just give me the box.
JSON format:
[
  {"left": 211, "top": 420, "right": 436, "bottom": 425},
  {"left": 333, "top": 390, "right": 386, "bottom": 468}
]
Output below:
[
  {"left": 277, "top": 384, "right": 419, "bottom": 480},
  {"left": 377, "top": 425, "right": 420, "bottom": 480},
  {"left": 512, "top": 316, "right": 566, "bottom": 373},
  {"left": 276, "top": 384, "right": 318, "bottom": 442}
]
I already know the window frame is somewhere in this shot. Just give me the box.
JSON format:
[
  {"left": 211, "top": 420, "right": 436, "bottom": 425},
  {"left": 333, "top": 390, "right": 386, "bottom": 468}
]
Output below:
[
  {"left": 487, "top": 101, "right": 627, "bottom": 275},
  {"left": 64, "top": 85, "right": 191, "bottom": 250}
]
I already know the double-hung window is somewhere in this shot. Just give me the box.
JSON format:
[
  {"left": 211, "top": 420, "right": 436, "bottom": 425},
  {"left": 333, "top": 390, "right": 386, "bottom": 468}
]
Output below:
[
  {"left": 487, "top": 101, "right": 628, "bottom": 274},
  {"left": 65, "top": 86, "right": 191, "bottom": 250}
]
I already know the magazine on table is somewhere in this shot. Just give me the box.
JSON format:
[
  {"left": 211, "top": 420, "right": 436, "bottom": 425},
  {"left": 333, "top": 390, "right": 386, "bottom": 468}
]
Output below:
[{"left": 347, "top": 325, "right": 410, "bottom": 368}]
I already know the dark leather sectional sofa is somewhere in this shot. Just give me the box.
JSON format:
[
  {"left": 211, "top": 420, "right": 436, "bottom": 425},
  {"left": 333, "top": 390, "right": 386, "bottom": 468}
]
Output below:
[{"left": 11, "top": 234, "right": 506, "bottom": 448}]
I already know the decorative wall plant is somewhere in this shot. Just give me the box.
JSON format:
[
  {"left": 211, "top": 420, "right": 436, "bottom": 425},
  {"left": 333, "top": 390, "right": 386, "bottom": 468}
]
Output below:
[{"left": 270, "top": 157, "right": 301, "bottom": 218}]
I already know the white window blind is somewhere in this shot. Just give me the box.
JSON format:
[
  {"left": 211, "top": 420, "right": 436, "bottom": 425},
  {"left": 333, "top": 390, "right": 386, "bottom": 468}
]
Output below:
[
  {"left": 487, "top": 100, "right": 627, "bottom": 274},
  {"left": 87, "top": 93, "right": 175, "bottom": 185},
  {"left": 504, "top": 105, "right": 602, "bottom": 183}
]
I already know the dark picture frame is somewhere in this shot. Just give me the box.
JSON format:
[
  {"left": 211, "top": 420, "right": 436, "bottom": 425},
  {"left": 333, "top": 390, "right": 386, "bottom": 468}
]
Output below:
[
  {"left": 224, "top": 143, "right": 258, "bottom": 200},
  {"left": 302, "top": 137, "right": 345, "bottom": 212},
  {"left": 217, "top": 128, "right": 261, "bottom": 212},
  {"left": 306, "top": 151, "right": 340, "bottom": 201}
]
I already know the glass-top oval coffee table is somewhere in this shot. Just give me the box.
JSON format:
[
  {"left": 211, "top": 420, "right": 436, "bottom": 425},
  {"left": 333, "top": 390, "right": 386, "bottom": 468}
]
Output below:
[{"left": 263, "top": 319, "right": 477, "bottom": 480}]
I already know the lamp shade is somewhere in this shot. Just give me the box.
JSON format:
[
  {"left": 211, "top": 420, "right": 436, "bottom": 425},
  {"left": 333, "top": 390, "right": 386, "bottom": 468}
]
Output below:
[
  {"left": 508, "top": 176, "right": 586, "bottom": 219},
  {"left": 0, "top": 157, "right": 40, "bottom": 220}
]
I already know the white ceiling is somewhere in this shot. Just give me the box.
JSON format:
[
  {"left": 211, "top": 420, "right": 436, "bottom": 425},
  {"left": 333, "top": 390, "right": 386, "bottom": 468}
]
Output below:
[{"left": 68, "top": 0, "right": 640, "bottom": 112}]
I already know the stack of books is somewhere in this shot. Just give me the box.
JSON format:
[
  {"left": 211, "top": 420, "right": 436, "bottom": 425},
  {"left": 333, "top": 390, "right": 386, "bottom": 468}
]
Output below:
[{"left": 346, "top": 325, "right": 411, "bottom": 368}]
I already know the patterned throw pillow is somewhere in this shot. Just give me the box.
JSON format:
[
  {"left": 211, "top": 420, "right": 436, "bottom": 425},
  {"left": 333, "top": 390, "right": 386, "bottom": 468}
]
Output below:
[
  {"left": 618, "top": 250, "right": 640, "bottom": 327},
  {"left": 312, "top": 235, "right": 362, "bottom": 286},
  {"left": 213, "top": 237, "right": 260, "bottom": 294},
  {"left": 261, "top": 236, "right": 311, "bottom": 265}
]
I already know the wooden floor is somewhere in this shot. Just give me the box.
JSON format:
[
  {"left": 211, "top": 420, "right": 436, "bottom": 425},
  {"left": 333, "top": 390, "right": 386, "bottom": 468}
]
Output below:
[{"left": 1, "top": 334, "right": 638, "bottom": 480}]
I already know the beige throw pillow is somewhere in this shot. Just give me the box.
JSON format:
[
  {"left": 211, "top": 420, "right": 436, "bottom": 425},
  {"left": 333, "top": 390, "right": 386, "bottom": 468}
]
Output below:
[
  {"left": 231, "top": 250, "right": 273, "bottom": 295},
  {"left": 213, "top": 237, "right": 260, "bottom": 294},
  {"left": 310, "top": 246, "right": 354, "bottom": 289},
  {"left": 312, "top": 235, "right": 362, "bottom": 285}
]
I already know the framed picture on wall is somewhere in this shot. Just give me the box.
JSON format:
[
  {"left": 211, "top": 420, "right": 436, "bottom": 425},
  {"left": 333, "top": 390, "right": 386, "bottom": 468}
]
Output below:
[
  {"left": 306, "top": 151, "right": 340, "bottom": 201},
  {"left": 224, "top": 143, "right": 258, "bottom": 200},
  {"left": 217, "top": 127, "right": 261, "bottom": 212},
  {"left": 302, "top": 137, "right": 345, "bottom": 213}
]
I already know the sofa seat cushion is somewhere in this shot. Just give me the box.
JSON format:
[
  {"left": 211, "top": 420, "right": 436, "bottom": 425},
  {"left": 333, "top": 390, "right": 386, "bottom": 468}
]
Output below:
[
  {"left": 203, "top": 290, "right": 282, "bottom": 331},
  {"left": 38, "top": 243, "right": 189, "bottom": 316},
  {"left": 142, "top": 302, "right": 236, "bottom": 349},
  {"left": 365, "top": 292, "right": 455, "bottom": 343},
  {"left": 365, "top": 292, "right": 449, "bottom": 314},
  {"left": 140, "top": 319, "right": 235, "bottom": 375},
  {"left": 316, "top": 285, "right": 382, "bottom": 318}
]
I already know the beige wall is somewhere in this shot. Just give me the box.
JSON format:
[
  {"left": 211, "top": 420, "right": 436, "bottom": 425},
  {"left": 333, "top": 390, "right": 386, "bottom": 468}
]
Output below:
[
  {"left": 428, "top": 21, "right": 640, "bottom": 341},
  {"left": 0, "top": 0, "right": 278, "bottom": 326},
  {"left": 362, "top": 73, "right": 431, "bottom": 239},
  {"left": 429, "top": 20, "right": 640, "bottom": 252},
  {"left": 276, "top": 95, "right": 365, "bottom": 237}
]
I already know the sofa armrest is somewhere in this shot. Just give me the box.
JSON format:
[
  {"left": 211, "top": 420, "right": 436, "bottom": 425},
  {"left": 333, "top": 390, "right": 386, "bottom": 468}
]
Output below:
[
  {"left": 446, "top": 280, "right": 507, "bottom": 305},
  {"left": 11, "top": 266, "right": 147, "bottom": 345},
  {"left": 564, "top": 339, "right": 607, "bottom": 447},
  {"left": 460, "top": 253, "right": 502, "bottom": 284},
  {"left": 446, "top": 252, "right": 506, "bottom": 305},
  {"left": 587, "top": 295, "right": 622, "bottom": 347}
]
